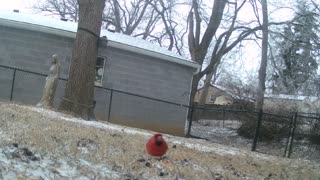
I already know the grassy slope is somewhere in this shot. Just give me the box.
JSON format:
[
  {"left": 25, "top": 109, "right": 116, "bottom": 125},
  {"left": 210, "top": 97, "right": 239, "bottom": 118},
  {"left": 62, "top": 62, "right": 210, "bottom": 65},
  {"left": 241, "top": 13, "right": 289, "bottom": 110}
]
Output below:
[{"left": 0, "top": 101, "right": 319, "bottom": 179}]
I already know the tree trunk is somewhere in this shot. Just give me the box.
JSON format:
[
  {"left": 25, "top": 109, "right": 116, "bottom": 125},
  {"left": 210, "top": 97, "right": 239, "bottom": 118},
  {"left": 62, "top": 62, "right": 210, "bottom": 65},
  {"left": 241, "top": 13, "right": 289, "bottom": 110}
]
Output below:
[
  {"left": 199, "top": 54, "right": 222, "bottom": 106},
  {"left": 59, "top": 0, "right": 106, "bottom": 120},
  {"left": 255, "top": 0, "right": 268, "bottom": 111},
  {"left": 112, "top": 0, "right": 122, "bottom": 33},
  {"left": 199, "top": 71, "right": 214, "bottom": 105}
]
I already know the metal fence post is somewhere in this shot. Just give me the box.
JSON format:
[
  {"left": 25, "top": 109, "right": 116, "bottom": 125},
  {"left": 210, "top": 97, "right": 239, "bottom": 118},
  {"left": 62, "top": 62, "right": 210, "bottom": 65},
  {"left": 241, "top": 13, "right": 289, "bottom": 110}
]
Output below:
[
  {"left": 10, "top": 69, "right": 17, "bottom": 101},
  {"left": 288, "top": 112, "right": 298, "bottom": 158},
  {"left": 252, "top": 110, "right": 263, "bottom": 151},
  {"left": 223, "top": 108, "right": 225, "bottom": 128},
  {"left": 284, "top": 113, "right": 295, "bottom": 157},
  {"left": 107, "top": 89, "right": 113, "bottom": 121},
  {"left": 186, "top": 105, "right": 194, "bottom": 137}
]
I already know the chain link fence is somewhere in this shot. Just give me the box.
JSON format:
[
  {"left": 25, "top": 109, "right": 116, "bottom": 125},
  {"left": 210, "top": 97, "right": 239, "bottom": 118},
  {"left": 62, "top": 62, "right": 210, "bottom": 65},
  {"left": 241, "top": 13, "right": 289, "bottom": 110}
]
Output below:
[
  {"left": 1, "top": 64, "right": 319, "bottom": 163},
  {"left": 0, "top": 64, "right": 190, "bottom": 135},
  {"left": 189, "top": 104, "right": 320, "bottom": 163}
]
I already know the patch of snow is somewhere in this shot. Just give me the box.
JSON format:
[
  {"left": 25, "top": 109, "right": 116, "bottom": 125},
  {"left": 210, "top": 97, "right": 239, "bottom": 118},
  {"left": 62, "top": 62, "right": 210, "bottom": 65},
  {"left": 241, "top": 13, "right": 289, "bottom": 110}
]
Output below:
[
  {"left": 171, "top": 139, "right": 242, "bottom": 156},
  {"left": 0, "top": 145, "right": 121, "bottom": 179},
  {"left": 24, "top": 105, "right": 152, "bottom": 137},
  {"left": 0, "top": 131, "right": 11, "bottom": 142}
]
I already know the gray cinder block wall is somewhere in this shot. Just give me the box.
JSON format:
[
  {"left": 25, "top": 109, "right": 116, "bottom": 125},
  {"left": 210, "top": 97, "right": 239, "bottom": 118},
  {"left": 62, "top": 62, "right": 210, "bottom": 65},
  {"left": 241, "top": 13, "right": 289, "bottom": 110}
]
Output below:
[{"left": 0, "top": 20, "right": 197, "bottom": 136}]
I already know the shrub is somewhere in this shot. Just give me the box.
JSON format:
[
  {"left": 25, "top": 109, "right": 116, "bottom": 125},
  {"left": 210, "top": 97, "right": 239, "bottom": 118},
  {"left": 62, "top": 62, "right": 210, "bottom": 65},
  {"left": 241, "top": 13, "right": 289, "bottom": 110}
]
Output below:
[
  {"left": 237, "top": 120, "right": 283, "bottom": 141},
  {"left": 309, "top": 120, "right": 320, "bottom": 145},
  {"left": 309, "top": 134, "right": 320, "bottom": 145},
  {"left": 237, "top": 114, "right": 291, "bottom": 142}
]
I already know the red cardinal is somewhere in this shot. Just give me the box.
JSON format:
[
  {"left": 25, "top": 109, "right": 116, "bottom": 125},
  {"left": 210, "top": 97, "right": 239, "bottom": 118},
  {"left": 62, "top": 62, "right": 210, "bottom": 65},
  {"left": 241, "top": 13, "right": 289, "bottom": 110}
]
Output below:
[{"left": 146, "top": 133, "right": 168, "bottom": 157}]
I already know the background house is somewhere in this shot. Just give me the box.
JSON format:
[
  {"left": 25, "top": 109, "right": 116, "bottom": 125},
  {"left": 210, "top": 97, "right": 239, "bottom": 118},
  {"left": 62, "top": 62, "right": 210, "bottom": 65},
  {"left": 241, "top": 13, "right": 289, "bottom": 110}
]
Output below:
[
  {"left": 194, "top": 83, "right": 320, "bottom": 114},
  {"left": 194, "top": 84, "right": 234, "bottom": 105},
  {"left": 0, "top": 11, "right": 199, "bottom": 136},
  {"left": 264, "top": 94, "right": 320, "bottom": 113}
]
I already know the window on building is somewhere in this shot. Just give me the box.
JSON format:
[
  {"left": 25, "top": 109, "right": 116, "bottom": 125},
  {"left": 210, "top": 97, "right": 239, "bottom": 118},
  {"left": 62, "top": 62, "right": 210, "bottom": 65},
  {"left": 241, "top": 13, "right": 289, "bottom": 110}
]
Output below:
[
  {"left": 208, "top": 94, "right": 215, "bottom": 103},
  {"left": 95, "top": 57, "right": 105, "bottom": 86}
]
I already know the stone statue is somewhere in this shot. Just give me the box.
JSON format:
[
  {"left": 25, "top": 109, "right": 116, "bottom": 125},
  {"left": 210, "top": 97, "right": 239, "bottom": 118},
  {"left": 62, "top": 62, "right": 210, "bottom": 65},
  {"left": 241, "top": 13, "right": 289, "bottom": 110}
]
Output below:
[{"left": 37, "top": 54, "right": 60, "bottom": 108}]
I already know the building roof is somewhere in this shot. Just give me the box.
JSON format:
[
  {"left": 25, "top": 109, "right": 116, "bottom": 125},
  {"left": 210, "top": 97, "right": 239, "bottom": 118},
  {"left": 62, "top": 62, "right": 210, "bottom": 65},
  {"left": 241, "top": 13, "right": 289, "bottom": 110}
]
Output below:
[
  {"left": 197, "top": 84, "right": 230, "bottom": 93},
  {"left": 265, "top": 94, "right": 319, "bottom": 103},
  {"left": 0, "top": 10, "right": 200, "bottom": 70},
  {"left": 198, "top": 84, "right": 255, "bottom": 102}
]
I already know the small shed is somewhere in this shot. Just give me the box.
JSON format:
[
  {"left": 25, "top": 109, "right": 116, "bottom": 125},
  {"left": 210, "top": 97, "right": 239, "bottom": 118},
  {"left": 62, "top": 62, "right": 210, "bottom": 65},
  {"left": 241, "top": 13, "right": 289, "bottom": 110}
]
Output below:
[{"left": 0, "top": 11, "right": 199, "bottom": 136}]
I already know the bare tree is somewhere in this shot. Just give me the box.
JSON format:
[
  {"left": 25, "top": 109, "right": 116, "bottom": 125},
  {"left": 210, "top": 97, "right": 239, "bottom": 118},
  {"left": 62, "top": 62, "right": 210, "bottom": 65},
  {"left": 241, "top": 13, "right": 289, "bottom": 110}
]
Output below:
[
  {"left": 147, "top": 0, "right": 184, "bottom": 53},
  {"left": 34, "top": 0, "right": 158, "bottom": 35},
  {"left": 34, "top": 0, "right": 79, "bottom": 21},
  {"left": 189, "top": 0, "right": 262, "bottom": 109},
  {"left": 217, "top": 71, "right": 257, "bottom": 109},
  {"left": 59, "top": 0, "right": 105, "bottom": 119},
  {"left": 256, "top": 0, "right": 269, "bottom": 110},
  {"left": 187, "top": 0, "right": 226, "bottom": 110},
  {"left": 104, "top": 0, "right": 154, "bottom": 34},
  {"left": 34, "top": 0, "right": 186, "bottom": 53}
]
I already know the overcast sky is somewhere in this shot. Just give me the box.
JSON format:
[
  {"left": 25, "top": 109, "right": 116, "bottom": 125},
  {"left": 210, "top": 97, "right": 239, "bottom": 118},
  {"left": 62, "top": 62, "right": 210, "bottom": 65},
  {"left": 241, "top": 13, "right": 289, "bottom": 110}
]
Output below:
[
  {"left": 0, "top": 0, "right": 39, "bottom": 13},
  {"left": 0, "top": 0, "right": 298, "bottom": 82}
]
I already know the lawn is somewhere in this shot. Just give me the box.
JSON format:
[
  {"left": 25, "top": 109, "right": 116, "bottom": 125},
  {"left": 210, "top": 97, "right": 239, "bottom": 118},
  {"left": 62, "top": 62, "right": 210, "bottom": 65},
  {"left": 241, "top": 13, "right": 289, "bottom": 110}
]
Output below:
[{"left": 0, "top": 101, "right": 319, "bottom": 179}]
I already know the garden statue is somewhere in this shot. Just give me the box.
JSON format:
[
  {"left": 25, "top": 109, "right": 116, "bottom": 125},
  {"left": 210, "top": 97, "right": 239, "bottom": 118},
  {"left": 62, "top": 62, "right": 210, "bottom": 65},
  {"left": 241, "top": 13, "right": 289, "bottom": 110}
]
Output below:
[{"left": 36, "top": 54, "right": 60, "bottom": 108}]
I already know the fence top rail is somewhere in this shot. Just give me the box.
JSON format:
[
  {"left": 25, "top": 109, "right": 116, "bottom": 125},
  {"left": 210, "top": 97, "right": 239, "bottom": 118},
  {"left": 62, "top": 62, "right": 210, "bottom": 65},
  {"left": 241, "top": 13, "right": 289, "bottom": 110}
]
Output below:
[
  {"left": 107, "top": 89, "right": 190, "bottom": 108},
  {"left": 262, "top": 112, "right": 292, "bottom": 119},
  {"left": 0, "top": 64, "right": 49, "bottom": 77},
  {"left": 0, "top": 64, "right": 69, "bottom": 81},
  {"left": 0, "top": 64, "right": 190, "bottom": 108},
  {"left": 2, "top": 64, "right": 320, "bottom": 117},
  {"left": 193, "top": 106, "right": 254, "bottom": 113},
  {"left": 297, "top": 115, "right": 320, "bottom": 120},
  {"left": 299, "top": 112, "right": 320, "bottom": 116},
  {"left": 193, "top": 107, "right": 291, "bottom": 119}
]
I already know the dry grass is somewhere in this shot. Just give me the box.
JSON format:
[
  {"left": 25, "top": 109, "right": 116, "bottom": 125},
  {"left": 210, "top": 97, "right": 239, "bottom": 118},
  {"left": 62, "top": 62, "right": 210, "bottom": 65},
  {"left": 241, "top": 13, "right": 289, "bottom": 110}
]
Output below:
[{"left": 0, "top": 101, "right": 320, "bottom": 179}]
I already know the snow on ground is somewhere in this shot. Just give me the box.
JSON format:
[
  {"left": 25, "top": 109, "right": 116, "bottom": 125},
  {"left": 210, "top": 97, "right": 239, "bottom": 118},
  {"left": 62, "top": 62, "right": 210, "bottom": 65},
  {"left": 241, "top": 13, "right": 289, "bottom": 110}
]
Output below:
[
  {"left": 0, "top": 101, "right": 320, "bottom": 179},
  {"left": 191, "top": 119, "right": 320, "bottom": 163},
  {"left": 27, "top": 105, "right": 152, "bottom": 137},
  {"left": 0, "top": 145, "right": 121, "bottom": 179},
  {"left": 191, "top": 120, "right": 252, "bottom": 147}
]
